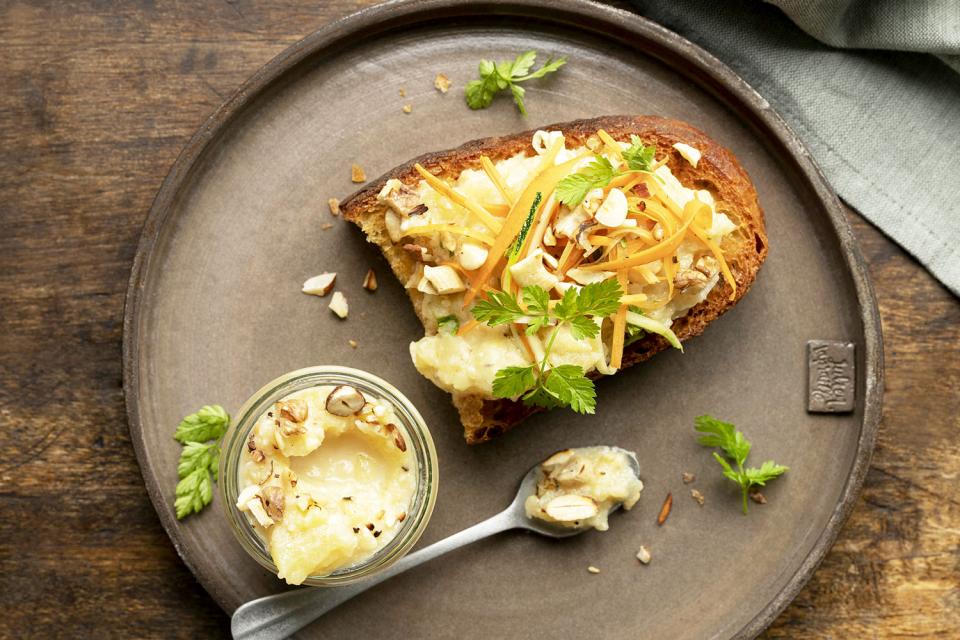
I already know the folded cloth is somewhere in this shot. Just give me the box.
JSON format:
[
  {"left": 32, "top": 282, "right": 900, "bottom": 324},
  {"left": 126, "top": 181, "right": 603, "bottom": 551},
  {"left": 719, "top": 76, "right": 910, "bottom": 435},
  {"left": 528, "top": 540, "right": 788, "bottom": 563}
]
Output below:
[{"left": 632, "top": 0, "right": 960, "bottom": 296}]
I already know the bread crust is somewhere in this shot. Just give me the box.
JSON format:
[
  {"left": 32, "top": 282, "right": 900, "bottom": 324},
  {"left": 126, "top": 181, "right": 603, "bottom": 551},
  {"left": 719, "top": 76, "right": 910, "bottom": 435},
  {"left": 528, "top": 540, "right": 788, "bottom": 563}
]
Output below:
[{"left": 341, "top": 115, "right": 767, "bottom": 444}]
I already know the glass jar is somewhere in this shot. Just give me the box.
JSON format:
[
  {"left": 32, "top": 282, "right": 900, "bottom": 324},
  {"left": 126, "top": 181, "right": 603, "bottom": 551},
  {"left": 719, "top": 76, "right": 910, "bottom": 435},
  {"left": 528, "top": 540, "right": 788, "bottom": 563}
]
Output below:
[{"left": 219, "top": 366, "right": 438, "bottom": 586}]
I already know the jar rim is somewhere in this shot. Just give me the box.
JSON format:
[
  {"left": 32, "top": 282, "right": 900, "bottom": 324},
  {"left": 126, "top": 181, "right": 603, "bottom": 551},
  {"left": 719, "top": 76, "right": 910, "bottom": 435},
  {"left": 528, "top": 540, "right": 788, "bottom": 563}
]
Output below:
[{"left": 219, "top": 366, "right": 438, "bottom": 586}]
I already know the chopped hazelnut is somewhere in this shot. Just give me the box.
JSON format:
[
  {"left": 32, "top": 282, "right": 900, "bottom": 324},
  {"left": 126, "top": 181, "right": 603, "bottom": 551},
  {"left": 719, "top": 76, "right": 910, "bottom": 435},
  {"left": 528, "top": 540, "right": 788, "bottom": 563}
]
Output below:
[
  {"left": 362, "top": 269, "right": 378, "bottom": 291},
  {"left": 329, "top": 291, "right": 348, "bottom": 318},
  {"left": 325, "top": 385, "right": 366, "bottom": 416},
  {"left": 402, "top": 104, "right": 412, "bottom": 114},
  {"left": 261, "top": 486, "right": 285, "bottom": 522},
  {"left": 636, "top": 545, "right": 652, "bottom": 565}
]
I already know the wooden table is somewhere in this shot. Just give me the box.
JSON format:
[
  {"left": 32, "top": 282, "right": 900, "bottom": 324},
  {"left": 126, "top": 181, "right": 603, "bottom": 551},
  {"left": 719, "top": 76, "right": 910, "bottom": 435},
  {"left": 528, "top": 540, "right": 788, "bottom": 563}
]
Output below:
[{"left": 1, "top": 1, "right": 957, "bottom": 637}]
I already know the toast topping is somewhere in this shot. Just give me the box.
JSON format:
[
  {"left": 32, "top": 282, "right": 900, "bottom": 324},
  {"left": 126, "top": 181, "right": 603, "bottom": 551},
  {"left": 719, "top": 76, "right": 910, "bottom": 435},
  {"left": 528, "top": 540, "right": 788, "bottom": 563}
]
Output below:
[{"left": 387, "top": 129, "right": 740, "bottom": 405}]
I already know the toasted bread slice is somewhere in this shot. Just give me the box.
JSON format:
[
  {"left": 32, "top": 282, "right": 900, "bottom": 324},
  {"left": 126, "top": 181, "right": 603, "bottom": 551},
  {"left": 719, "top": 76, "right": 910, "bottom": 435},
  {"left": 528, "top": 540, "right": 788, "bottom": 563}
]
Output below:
[{"left": 341, "top": 115, "right": 767, "bottom": 444}]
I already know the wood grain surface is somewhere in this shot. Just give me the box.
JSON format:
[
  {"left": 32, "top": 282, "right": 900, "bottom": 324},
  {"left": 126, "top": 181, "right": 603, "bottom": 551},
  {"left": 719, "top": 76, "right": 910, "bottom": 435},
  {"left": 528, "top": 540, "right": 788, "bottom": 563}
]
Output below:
[{"left": 0, "top": 1, "right": 956, "bottom": 638}]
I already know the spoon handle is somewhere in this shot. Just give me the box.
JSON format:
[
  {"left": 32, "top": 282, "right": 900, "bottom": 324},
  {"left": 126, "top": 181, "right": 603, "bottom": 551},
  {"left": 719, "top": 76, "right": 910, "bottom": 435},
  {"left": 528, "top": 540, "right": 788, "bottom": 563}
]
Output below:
[{"left": 231, "top": 509, "right": 516, "bottom": 640}]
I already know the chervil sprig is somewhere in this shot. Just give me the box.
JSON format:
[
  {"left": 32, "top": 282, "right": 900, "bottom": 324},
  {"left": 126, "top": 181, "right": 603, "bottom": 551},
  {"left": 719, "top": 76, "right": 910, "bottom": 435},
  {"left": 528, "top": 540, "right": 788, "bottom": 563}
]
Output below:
[
  {"left": 475, "top": 280, "right": 623, "bottom": 414},
  {"left": 172, "top": 404, "right": 230, "bottom": 519},
  {"left": 695, "top": 415, "right": 788, "bottom": 514},
  {"left": 555, "top": 137, "right": 658, "bottom": 206},
  {"left": 465, "top": 50, "right": 566, "bottom": 115}
]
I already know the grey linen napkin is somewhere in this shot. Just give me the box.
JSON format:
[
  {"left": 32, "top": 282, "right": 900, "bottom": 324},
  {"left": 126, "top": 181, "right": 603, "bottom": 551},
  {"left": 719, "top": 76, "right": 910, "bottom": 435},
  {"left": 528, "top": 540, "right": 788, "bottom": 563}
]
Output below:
[{"left": 631, "top": 0, "right": 960, "bottom": 296}]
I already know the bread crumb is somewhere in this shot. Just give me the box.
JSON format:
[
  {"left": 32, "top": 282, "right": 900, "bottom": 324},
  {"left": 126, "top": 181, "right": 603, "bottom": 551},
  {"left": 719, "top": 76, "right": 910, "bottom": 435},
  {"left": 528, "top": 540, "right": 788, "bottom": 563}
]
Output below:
[
  {"left": 348, "top": 339, "right": 358, "bottom": 349},
  {"left": 351, "top": 164, "right": 366, "bottom": 183},
  {"left": 434, "top": 73, "right": 451, "bottom": 93},
  {"left": 399, "top": 87, "right": 406, "bottom": 97},
  {"left": 749, "top": 491, "right": 767, "bottom": 504},
  {"left": 636, "top": 545, "right": 651, "bottom": 565},
  {"left": 321, "top": 223, "right": 333, "bottom": 230},
  {"left": 681, "top": 472, "right": 695, "bottom": 484},
  {"left": 402, "top": 104, "right": 412, "bottom": 114},
  {"left": 587, "top": 566, "right": 600, "bottom": 574},
  {"left": 690, "top": 489, "right": 705, "bottom": 506},
  {"left": 328, "top": 198, "right": 340, "bottom": 216}
]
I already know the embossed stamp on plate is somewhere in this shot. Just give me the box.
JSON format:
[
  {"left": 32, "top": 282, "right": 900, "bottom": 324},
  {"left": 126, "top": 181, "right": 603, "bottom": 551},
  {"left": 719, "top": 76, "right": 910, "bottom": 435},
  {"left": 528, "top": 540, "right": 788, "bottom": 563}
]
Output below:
[{"left": 807, "top": 341, "right": 855, "bottom": 413}]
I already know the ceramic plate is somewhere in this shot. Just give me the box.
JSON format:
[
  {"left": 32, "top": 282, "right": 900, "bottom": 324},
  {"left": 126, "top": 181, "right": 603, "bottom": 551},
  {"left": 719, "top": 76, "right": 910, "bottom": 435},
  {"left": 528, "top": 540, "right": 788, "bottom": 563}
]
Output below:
[{"left": 123, "top": 1, "right": 882, "bottom": 638}]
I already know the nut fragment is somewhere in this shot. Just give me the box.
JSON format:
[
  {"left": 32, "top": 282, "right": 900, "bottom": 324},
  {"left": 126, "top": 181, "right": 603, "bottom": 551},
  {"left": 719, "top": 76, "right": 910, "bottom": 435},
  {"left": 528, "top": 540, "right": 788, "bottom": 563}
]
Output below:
[
  {"left": 681, "top": 471, "right": 696, "bottom": 484},
  {"left": 587, "top": 566, "right": 601, "bottom": 574},
  {"left": 690, "top": 489, "right": 705, "bottom": 506},
  {"left": 544, "top": 494, "right": 600, "bottom": 522},
  {"left": 246, "top": 497, "right": 274, "bottom": 527},
  {"left": 636, "top": 545, "right": 652, "bottom": 565},
  {"left": 302, "top": 272, "right": 337, "bottom": 297},
  {"left": 261, "top": 486, "right": 285, "bottom": 522},
  {"left": 657, "top": 492, "right": 673, "bottom": 526},
  {"left": 329, "top": 291, "right": 349, "bottom": 318},
  {"left": 674, "top": 268, "right": 709, "bottom": 290},
  {"left": 328, "top": 198, "right": 341, "bottom": 216},
  {"left": 348, "top": 339, "right": 358, "bottom": 349},
  {"left": 398, "top": 87, "right": 406, "bottom": 97},
  {"left": 402, "top": 104, "right": 412, "bottom": 114},
  {"left": 386, "top": 423, "right": 407, "bottom": 452},
  {"left": 750, "top": 491, "right": 767, "bottom": 504},
  {"left": 321, "top": 223, "right": 334, "bottom": 230},
  {"left": 325, "top": 385, "right": 366, "bottom": 416},
  {"left": 362, "top": 269, "right": 378, "bottom": 291},
  {"left": 434, "top": 72, "right": 452, "bottom": 93},
  {"left": 278, "top": 398, "right": 308, "bottom": 423},
  {"left": 351, "top": 163, "right": 366, "bottom": 183}
]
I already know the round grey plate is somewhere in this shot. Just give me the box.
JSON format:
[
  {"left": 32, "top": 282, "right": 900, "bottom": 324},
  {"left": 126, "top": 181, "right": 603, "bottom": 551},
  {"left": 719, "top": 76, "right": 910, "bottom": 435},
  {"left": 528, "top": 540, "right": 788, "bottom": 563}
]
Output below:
[{"left": 123, "top": 1, "right": 883, "bottom": 638}]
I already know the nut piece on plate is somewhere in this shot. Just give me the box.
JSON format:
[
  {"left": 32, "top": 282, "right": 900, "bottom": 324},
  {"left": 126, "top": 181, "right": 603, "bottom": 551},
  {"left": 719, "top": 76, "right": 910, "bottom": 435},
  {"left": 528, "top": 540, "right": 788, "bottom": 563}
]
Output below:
[
  {"left": 328, "top": 198, "right": 341, "bottom": 216},
  {"left": 434, "top": 73, "right": 452, "bottom": 93},
  {"left": 302, "top": 273, "right": 337, "bottom": 297},
  {"left": 681, "top": 471, "right": 696, "bottom": 484},
  {"left": 690, "top": 489, "right": 705, "bottom": 506},
  {"left": 329, "top": 291, "right": 349, "bottom": 318},
  {"left": 351, "top": 163, "right": 366, "bottom": 183},
  {"left": 636, "top": 545, "right": 652, "bottom": 565},
  {"left": 362, "top": 269, "right": 378, "bottom": 291},
  {"left": 544, "top": 494, "right": 600, "bottom": 522},
  {"left": 325, "top": 385, "right": 366, "bottom": 416},
  {"left": 402, "top": 104, "right": 412, "bottom": 114}
]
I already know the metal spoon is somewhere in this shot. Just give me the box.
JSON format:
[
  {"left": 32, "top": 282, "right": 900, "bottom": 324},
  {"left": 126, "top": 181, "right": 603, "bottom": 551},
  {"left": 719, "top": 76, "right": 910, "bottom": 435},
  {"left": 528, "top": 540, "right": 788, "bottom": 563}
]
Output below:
[{"left": 231, "top": 448, "right": 640, "bottom": 640}]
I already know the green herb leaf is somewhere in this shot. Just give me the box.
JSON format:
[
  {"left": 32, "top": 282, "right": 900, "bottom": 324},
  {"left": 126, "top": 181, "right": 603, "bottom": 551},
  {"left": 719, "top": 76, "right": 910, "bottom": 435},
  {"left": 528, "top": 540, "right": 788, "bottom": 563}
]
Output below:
[
  {"left": 566, "top": 315, "right": 600, "bottom": 340},
  {"left": 695, "top": 414, "right": 750, "bottom": 466},
  {"left": 509, "top": 50, "right": 538, "bottom": 78},
  {"left": 464, "top": 50, "right": 566, "bottom": 114},
  {"left": 573, "top": 278, "right": 623, "bottom": 318},
  {"left": 697, "top": 415, "right": 788, "bottom": 514},
  {"left": 174, "top": 441, "right": 219, "bottom": 519},
  {"left": 492, "top": 365, "right": 537, "bottom": 399},
  {"left": 555, "top": 156, "right": 618, "bottom": 206},
  {"left": 437, "top": 314, "right": 460, "bottom": 334},
  {"left": 471, "top": 289, "right": 526, "bottom": 326},
  {"left": 518, "top": 56, "right": 566, "bottom": 80},
  {"left": 173, "top": 405, "right": 230, "bottom": 444},
  {"left": 745, "top": 460, "right": 789, "bottom": 486},
  {"left": 542, "top": 364, "right": 596, "bottom": 414},
  {"left": 623, "top": 135, "right": 656, "bottom": 172}
]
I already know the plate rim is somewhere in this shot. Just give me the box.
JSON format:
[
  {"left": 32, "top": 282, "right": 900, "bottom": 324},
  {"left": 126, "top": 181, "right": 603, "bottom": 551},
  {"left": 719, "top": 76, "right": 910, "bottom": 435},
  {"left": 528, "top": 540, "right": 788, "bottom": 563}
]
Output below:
[{"left": 122, "top": 1, "right": 884, "bottom": 637}]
